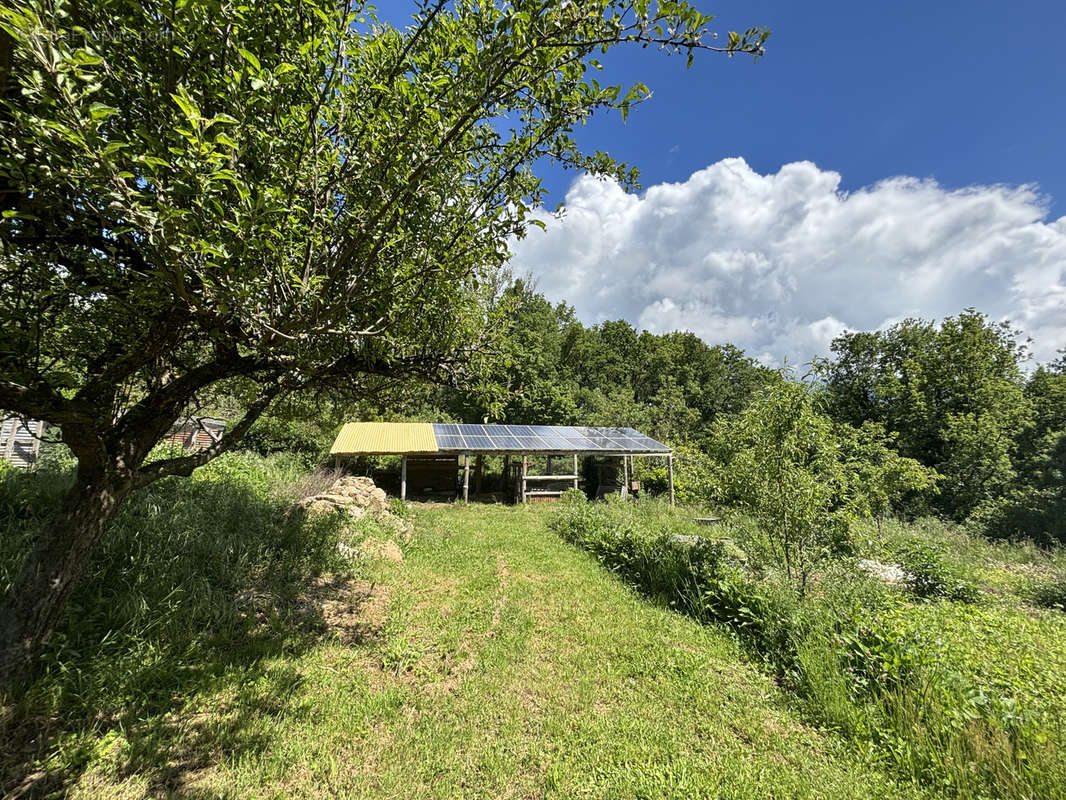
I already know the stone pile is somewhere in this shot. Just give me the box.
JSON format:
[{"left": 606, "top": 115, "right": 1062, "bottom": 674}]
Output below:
[
  {"left": 300, "top": 475, "right": 412, "bottom": 540},
  {"left": 857, "top": 558, "right": 907, "bottom": 586}
]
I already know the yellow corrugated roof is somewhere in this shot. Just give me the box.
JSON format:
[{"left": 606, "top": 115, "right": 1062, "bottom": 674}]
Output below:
[{"left": 330, "top": 422, "right": 438, "bottom": 455}]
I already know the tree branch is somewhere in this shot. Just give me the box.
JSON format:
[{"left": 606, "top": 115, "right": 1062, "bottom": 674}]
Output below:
[{"left": 132, "top": 388, "right": 280, "bottom": 488}]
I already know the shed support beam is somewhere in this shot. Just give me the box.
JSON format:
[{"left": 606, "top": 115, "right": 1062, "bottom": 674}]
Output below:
[
  {"left": 668, "top": 454, "right": 675, "bottom": 506},
  {"left": 463, "top": 453, "right": 470, "bottom": 502},
  {"left": 400, "top": 454, "right": 407, "bottom": 501},
  {"left": 622, "top": 455, "right": 629, "bottom": 500},
  {"left": 521, "top": 455, "right": 527, "bottom": 503},
  {"left": 573, "top": 455, "right": 579, "bottom": 491}
]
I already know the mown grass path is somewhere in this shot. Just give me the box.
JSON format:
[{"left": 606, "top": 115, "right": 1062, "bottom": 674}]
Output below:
[{"left": 95, "top": 505, "right": 927, "bottom": 799}]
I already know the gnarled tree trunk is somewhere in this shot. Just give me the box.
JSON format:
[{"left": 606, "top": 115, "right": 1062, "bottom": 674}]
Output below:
[{"left": 0, "top": 468, "right": 133, "bottom": 692}]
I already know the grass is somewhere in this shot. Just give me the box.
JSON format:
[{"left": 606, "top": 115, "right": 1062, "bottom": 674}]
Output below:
[
  {"left": 549, "top": 494, "right": 1066, "bottom": 800},
  {"left": 209, "top": 503, "right": 920, "bottom": 800},
  {"left": 2, "top": 459, "right": 925, "bottom": 799}
]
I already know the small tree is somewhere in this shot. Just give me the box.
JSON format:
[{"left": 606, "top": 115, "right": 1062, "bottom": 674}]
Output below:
[
  {"left": 714, "top": 383, "right": 847, "bottom": 594},
  {"left": 0, "top": 0, "right": 768, "bottom": 688},
  {"left": 714, "top": 382, "right": 933, "bottom": 594}
]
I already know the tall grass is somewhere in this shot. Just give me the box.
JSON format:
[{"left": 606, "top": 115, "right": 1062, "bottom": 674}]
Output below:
[
  {"left": 549, "top": 492, "right": 1066, "bottom": 799},
  {"left": 0, "top": 451, "right": 356, "bottom": 791}
]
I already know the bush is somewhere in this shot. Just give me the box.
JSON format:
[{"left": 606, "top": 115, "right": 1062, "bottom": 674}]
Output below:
[
  {"left": 1029, "top": 574, "right": 1066, "bottom": 611},
  {"left": 896, "top": 541, "right": 980, "bottom": 603},
  {"left": 241, "top": 415, "right": 334, "bottom": 463}
]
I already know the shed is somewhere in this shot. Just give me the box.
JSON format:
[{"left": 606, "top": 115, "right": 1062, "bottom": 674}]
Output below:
[
  {"left": 0, "top": 416, "right": 46, "bottom": 469},
  {"left": 164, "top": 417, "right": 226, "bottom": 451},
  {"left": 330, "top": 422, "right": 674, "bottom": 504}
]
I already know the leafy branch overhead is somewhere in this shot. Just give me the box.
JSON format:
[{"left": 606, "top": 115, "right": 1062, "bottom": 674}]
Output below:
[
  {"left": 0, "top": 0, "right": 767, "bottom": 468},
  {"left": 0, "top": 0, "right": 768, "bottom": 688}
]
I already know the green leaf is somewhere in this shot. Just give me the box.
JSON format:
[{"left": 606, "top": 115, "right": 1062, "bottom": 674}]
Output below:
[
  {"left": 89, "top": 102, "right": 117, "bottom": 120},
  {"left": 170, "top": 91, "right": 201, "bottom": 123},
  {"left": 237, "top": 48, "right": 261, "bottom": 72}
]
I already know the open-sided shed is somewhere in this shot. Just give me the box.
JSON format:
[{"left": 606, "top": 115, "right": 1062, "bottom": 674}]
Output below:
[{"left": 330, "top": 422, "right": 674, "bottom": 503}]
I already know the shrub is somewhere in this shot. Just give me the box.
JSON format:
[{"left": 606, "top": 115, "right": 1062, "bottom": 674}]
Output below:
[
  {"left": 1029, "top": 574, "right": 1066, "bottom": 611},
  {"left": 636, "top": 443, "right": 721, "bottom": 506},
  {"left": 896, "top": 541, "right": 980, "bottom": 603},
  {"left": 241, "top": 415, "right": 334, "bottom": 463}
]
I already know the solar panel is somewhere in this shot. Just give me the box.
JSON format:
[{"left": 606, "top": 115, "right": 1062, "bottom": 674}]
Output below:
[{"left": 430, "top": 423, "right": 669, "bottom": 453}]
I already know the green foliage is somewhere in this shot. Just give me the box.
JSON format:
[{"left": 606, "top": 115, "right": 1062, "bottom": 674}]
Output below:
[
  {"left": 836, "top": 422, "right": 940, "bottom": 521},
  {"left": 549, "top": 492, "right": 797, "bottom": 660},
  {"left": 0, "top": 0, "right": 768, "bottom": 475},
  {"left": 712, "top": 382, "right": 849, "bottom": 591},
  {"left": 1028, "top": 574, "right": 1066, "bottom": 611},
  {"left": 442, "top": 280, "right": 779, "bottom": 443},
  {"left": 895, "top": 541, "right": 980, "bottom": 603},
  {"left": 0, "top": 452, "right": 355, "bottom": 713},
  {"left": 242, "top": 415, "right": 335, "bottom": 463},
  {"left": 987, "top": 362, "right": 1066, "bottom": 544},
  {"left": 710, "top": 382, "right": 934, "bottom": 592},
  {"left": 817, "top": 310, "right": 1033, "bottom": 523},
  {"left": 550, "top": 497, "right": 1066, "bottom": 799},
  {"left": 637, "top": 441, "right": 720, "bottom": 504}
]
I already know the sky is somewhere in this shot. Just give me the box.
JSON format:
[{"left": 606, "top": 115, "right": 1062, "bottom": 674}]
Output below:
[{"left": 399, "top": 1, "right": 1066, "bottom": 366}]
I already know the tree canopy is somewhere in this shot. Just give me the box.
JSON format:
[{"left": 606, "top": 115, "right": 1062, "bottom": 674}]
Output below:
[{"left": 0, "top": 0, "right": 769, "bottom": 687}]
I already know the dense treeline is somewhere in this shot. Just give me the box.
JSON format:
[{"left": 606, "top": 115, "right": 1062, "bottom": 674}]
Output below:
[
  {"left": 816, "top": 313, "right": 1066, "bottom": 542},
  {"left": 252, "top": 282, "right": 1064, "bottom": 544}
]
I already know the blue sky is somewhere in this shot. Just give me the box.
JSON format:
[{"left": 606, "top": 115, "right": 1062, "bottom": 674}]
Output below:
[
  {"left": 389, "top": 2, "right": 1066, "bottom": 364},
  {"left": 535, "top": 0, "right": 1065, "bottom": 212}
]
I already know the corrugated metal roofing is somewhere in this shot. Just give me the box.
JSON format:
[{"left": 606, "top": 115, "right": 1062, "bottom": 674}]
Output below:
[
  {"left": 330, "top": 422, "right": 439, "bottom": 455},
  {"left": 330, "top": 422, "right": 671, "bottom": 455}
]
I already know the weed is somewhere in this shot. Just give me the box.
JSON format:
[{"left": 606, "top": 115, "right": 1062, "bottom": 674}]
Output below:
[
  {"left": 1029, "top": 574, "right": 1066, "bottom": 611},
  {"left": 549, "top": 494, "right": 1066, "bottom": 800},
  {"left": 895, "top": 541, "right": 980, "bottom": 603}
]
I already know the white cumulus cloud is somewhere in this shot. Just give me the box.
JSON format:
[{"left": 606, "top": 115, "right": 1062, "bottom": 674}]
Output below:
[{"left": 507, "top": 158, "right": 1066, "bottom": 366}]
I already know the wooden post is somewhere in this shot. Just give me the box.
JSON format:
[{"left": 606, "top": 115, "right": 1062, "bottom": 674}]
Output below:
[
  {"left": 463, "top": 453, "right": 470, "bottom": 502},
  {"left": 572, "top": 455, "right": 579, "bottom": 491},
  {"left": 621, "top": 455, "right": 629, "bottom": 500},
  {"left": 668, "top": 454, "right": 675, "bottom": 506},
  {"left": 521, "top": 455, "right": 528, "bottom": 503},
  {"left": 334, "top": 455, "right": 341, "bottom": 470},
  {"left": 502, "top": 454, "right": 510, "bottom": 500},
  {"left": 400, "top": 454, "right": 407, "bottom": 501},
  {"left": 546, "top": 455, "right": 553, "bottom": 476}
]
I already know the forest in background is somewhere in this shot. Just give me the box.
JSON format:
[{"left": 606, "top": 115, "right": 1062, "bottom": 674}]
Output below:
[{"left": 240, "top": 279, "right": 1066, "bottom": 546}]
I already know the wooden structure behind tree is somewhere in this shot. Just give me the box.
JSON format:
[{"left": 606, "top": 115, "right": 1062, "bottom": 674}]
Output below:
[{"left": 0, "top": 417, "right": 46, "bottom": 469}]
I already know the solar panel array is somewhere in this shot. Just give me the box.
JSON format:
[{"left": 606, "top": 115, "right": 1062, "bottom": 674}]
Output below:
[{"left": 430, "top": 424, "right": 669, "bottom": 454}]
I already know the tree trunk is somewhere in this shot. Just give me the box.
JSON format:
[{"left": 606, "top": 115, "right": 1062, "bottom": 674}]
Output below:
[{"left": 0, "top": 468, "right": 132, "bottom": 691}]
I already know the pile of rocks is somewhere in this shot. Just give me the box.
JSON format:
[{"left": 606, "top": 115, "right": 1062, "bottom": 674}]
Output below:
[
  {"left": 857, "top": 558, "right": 907, "bottom": 585},
  {"left": 299, "top": 475, "right": 412, "bottom": 540}
]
